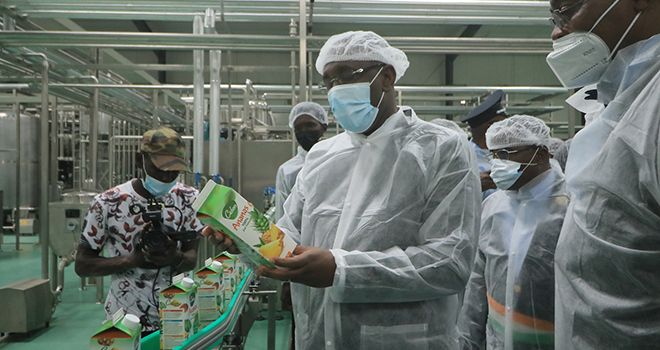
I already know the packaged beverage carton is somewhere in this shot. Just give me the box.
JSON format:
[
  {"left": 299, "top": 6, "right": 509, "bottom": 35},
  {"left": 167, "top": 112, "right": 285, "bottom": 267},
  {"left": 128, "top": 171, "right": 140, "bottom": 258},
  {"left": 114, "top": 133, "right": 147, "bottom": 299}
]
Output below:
[
  {"left": 89, "top": 309, "right": 141, "bottom": 350},
  {"left": 213, "top": 253, "right": 237, "bottom": 310},
  {"left": 159, "top": 275, "right": 199, "bottom": 350},
  {"left": 194, "top": 182, "right": 297, "bottom": 268},
  {"left": 193, "top": 258, "right": 224, "bottom": 328}
]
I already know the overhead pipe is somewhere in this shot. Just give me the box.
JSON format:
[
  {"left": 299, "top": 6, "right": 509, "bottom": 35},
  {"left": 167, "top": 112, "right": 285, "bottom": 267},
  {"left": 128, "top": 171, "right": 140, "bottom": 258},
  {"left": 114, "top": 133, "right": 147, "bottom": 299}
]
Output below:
[
  {"left": 49, "top": 82, "right": 567, "bottom": 95},
  {"left": 0, "top": 31, "right": 552, "bottom": 54},
  {"left": 206, "top": 8, "right": 222, "bottom": 184},
  {"left": 0, "top": 83, "right": 30, "bottom": 90},
  {"left": 192, "top": 15, "right": 205, "bottom": 188}
]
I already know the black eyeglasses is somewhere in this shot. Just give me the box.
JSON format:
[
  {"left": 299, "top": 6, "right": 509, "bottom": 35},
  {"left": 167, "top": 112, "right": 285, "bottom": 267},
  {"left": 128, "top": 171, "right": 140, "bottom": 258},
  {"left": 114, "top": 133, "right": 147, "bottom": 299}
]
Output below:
[
  {"left": 548, "top": 0, "right": 586, "bottom": 28},
  {"left": 321, "top": 63, "right": 385, "bottom": 91}
]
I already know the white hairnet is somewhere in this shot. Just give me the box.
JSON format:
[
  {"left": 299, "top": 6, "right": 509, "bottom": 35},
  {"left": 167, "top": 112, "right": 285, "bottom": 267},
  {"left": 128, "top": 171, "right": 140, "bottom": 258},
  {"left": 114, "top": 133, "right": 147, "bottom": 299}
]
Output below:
[
  {"left": 288, "top": 101, "right": 328, "bottom": 128},
  {"left": 315, "top": 31, "right": 410, "bottom": 82},
  {"left": 547, "top": 137, "right": 566, "bottom": 155},
  {"left": 430, "top": 118, "right": 466, "bottom": 136},
  {"left": 486, "top": 114, "right": 550, "bottom": 150}
]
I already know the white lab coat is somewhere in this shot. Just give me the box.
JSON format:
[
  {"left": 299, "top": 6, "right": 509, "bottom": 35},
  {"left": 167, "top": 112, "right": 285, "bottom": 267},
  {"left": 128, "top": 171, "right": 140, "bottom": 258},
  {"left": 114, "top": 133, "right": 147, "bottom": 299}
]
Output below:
[
  {"left": 274, "top": 146, "right": 307, "bottom": 221},
  {"left": 458, "top": 167, "right": 568, "bottom": 350},
  {"left": 555, "top": 34, "right": 660, "bottom": 349},
  {"left": 278, "top": 107, "right": 482, "bottom": 350}
]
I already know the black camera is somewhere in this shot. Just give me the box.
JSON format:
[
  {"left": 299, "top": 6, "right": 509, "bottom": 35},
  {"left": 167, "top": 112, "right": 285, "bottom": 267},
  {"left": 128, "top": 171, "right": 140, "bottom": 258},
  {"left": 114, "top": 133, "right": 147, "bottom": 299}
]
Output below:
[{"left": 130, "top": 198, "right": 198, "bottom": 253}]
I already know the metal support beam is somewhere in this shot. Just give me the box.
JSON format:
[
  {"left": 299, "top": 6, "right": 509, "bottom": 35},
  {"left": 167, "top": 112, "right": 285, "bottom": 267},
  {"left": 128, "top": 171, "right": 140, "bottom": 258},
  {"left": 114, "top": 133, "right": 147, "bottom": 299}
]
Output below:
[
  {"left": 206, "top": 8, "right": 221, "bottom": 183},
  {"left": 36, "top": 55, "right": 50, "bottom": 280},
  {"left": 299, "top": 0, "right": 308, "bottom": 102},
  {"left": 13, "top": 89, "right": 21, "bottom": 250},
  {"left": 192, "top": 15, "right": 205, "bottom": 188},
  {"left": 0, "top": 31, "right": 552, "bottom": 54}
]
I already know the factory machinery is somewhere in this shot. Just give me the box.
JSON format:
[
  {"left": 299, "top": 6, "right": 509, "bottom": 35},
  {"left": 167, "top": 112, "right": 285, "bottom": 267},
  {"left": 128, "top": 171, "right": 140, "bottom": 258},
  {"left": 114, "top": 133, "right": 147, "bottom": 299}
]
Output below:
[{"left": 0, "top": 1, "right": 583, "bottom": 348}]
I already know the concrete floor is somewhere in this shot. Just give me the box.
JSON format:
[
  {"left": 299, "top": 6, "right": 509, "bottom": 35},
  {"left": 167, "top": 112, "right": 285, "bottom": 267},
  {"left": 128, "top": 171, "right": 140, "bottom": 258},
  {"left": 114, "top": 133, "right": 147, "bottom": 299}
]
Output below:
[{"left": 0, "top": 234, "right": 291, "bottom": 350}]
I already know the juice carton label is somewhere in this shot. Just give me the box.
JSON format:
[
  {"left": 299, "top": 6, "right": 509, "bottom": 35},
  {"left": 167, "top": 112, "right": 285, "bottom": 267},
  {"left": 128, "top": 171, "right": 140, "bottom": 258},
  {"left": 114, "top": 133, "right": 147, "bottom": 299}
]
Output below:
[
  {"left": 214, "top": 254, "right": 238, "bottom": 310},
  {"left": 193, "top": 261, "right": 224, "bottom": 322},
  {"left": 160, "top": 334, "right": 188, "bottom": 350},
  {"left": 159, "top": 274, "right": 199, "bottom": 344},
  {"left": 193, "top": 182, "right": 297, "bottom": 268},
  {"left": 89, "top": 309, "right": 140, "bottom": 350}
]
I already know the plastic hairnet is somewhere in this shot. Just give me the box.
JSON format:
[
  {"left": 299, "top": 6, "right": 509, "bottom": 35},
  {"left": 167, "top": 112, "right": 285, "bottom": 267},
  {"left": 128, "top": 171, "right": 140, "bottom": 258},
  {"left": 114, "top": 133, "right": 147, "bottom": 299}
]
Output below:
[
  {"left": 547, "top": 137, "right": 566, "bottom": 155},
  {"left": 315, "top": 31, "right": 410, "bottom": 82},
  {"left": 486, "top": 114, "right": 550, "bottom": 150},
  {"left": 430, "top": 118, "right": 466, "bottom": 135},
  {"left": 288, "top": 101, "right": 328, "bottom": 128}
]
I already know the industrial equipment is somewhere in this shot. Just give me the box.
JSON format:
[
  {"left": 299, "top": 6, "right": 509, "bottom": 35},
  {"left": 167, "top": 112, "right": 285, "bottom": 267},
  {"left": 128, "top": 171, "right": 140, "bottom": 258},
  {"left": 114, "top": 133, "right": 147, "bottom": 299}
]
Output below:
[{"left": 0, "top": 279, "right": 53, "bottom": 333}]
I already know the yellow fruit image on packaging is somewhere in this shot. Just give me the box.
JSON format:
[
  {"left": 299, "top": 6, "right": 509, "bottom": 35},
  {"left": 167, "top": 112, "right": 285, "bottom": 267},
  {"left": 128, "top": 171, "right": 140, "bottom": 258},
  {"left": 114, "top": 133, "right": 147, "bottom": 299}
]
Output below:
[
  {"left": 258, "top": 239, "right": 284, "bottom": 259},
  {"left": 193, "top": 181, "right": 297, "bottom": 267}
]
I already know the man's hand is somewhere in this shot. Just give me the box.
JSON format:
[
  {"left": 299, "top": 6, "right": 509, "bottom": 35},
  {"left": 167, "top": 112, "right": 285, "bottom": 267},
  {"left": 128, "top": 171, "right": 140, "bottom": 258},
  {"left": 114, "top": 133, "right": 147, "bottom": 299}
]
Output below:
[
  {"left": 201, "top": 226, "right": 240, "bottom": 254},
  {"left": 480, "top": 171, "right": 497, "bottom": 191},
  {"left": 257, "top": 246, "right": 336, "bottom": 288},
  {"left": 142, "top": 236, "right": 182, "bottom": 268}
]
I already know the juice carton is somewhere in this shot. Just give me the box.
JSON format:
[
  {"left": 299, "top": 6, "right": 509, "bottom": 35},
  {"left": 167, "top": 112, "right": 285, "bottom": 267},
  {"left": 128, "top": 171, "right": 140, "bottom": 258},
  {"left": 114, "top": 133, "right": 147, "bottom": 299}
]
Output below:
[
  {"left": 233, "top": 255, "right": 246, "bottom": 279},
  {"left": 213, "top": 253, "right": 238, "bottom": 310},
  {"left": 89, "top": 309, "right": 141, "bottom": 350},
  {"left": 193, "top": 182, "right": 297, "bottom": 268},
  {"left": 159, "top": 275, "right": 199, "bottom": 350},
  {"left": 193, "top": 258, "right": 224, "bottom": 327}
]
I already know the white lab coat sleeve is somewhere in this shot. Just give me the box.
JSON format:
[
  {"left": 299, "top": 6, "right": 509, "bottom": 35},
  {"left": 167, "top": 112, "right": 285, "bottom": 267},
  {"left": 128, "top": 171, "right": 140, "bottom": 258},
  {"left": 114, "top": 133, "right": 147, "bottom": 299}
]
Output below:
[
  {"left": 457, "top": 248, "right": 488, "bottom": 350},
  {"left": 329, "top": 134, "right": 482, "bottom": 303},
  {"left": 276, "top": 167, "right": 305, "bottom": 245},
  {"left": 274, "top": 164, "right": 289, "bottom": 222}
]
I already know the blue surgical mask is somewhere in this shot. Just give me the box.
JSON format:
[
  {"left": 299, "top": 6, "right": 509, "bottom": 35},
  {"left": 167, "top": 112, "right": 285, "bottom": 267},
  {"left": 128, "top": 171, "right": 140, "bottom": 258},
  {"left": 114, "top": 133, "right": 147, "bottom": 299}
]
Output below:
[
  {"left": 142, "top": 163, "right": 177, "bottom": 197},
  {"left": 328, "top": 67, "right": 385, "bottom": 134},
  {"left": 489, "top": 147, "right": 539, "bottom": 190},
  {"left": 489, "top": 159, "right": 524, "bottom": 190}
]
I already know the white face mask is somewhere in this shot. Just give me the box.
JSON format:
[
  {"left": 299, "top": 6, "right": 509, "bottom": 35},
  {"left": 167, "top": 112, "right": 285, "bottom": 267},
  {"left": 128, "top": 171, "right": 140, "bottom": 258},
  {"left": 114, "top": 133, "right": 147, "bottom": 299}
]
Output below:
[
  {"left": 546, "top": 0, "right": 642, "bottom": 88},
  {"left": 489, "top": 147, "right": 540, "bottom": 190}
]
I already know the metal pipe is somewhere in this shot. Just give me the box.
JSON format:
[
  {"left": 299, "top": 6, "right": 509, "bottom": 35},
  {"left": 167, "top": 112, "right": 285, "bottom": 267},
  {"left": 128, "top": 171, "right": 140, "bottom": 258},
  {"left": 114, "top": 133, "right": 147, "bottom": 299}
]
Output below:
[
  {"left": 267, "top": 291, "right": 277, "bottom": 350},
  {"left": 50, "top": 97, "right": 59, "bottom": 199},
  {"left": 152, "top": 90, "right": 159, "bottom": 128},
  {"left": 289, "top": 19, "right": 298, "bottom": 107},
  {"left": 307, "top": 50, "right": 313, "bottom": 100},
  {"left": 0, "top": 31, "right": 552, "bottom": 53},
  {"left": 0, "top": 83, "right": 30, "bottom": 90},
  {"left": 38, "top": 54, "right": 50, "bottom": 280},
  {"left": 90, "top": 77, "right": 100, "bottom": 192},
  {"left": 206, "top": 8, "right": 222, "bottom": 183},
  {"left": 192, "top": 15, "right": 205, "bottom": 188},
  {"left": 299, "top": 0, "right": 307, "bottom": 102},
  {"left": 13, "top": 90, "right": 21, "bottom": 250},
  {"left": 48, "top": 82, "right": 568, "bottom": 94}
]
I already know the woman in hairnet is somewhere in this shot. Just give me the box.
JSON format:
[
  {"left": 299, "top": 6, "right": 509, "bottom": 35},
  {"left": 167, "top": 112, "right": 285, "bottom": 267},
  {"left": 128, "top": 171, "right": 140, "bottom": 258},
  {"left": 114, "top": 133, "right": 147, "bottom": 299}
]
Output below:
[
  {"left": 252, "top": 31, "right": 481, "bottom": 350},
  {"left": 457, "top": 115, "right": 569, "bottom": 350},
  {"left": 274, "top": 102, "right": 328, "bottom": 221}
]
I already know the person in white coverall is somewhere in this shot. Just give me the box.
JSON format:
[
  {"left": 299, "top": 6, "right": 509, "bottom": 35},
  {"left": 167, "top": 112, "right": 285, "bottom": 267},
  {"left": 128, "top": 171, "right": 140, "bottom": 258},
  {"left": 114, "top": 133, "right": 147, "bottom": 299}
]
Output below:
[
  {"left": 208, "top": 30, "right": 482, "bottom": 350},
  {"left": 545, "top": 0, "right": 660, "bottom": 348},
  {"left": 274, "top": 102, "right": 328, "bottom": 222},
  {"left": 457, "top": 115, "right": 569, "bottom": 350}
]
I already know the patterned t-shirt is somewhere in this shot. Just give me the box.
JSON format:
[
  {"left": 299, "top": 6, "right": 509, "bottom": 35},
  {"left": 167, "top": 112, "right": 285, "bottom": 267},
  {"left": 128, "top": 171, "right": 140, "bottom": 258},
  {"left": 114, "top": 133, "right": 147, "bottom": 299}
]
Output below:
[{"left": 80, "top": 180, "right": 202, "bottom": 332}]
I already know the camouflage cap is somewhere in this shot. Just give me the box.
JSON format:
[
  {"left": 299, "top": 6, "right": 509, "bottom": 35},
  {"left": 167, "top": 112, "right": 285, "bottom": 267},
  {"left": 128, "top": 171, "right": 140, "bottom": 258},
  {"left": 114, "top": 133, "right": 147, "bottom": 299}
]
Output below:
[{"left": 141, "top": 127, "right": 190, "bottom": 172}]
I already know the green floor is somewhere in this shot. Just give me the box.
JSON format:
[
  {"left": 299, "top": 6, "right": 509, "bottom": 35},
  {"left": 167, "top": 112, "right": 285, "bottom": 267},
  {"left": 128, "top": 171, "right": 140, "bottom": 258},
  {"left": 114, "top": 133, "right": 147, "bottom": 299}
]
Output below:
[{"left": 0, "top": 234, "right": 291, "bottom": 350}]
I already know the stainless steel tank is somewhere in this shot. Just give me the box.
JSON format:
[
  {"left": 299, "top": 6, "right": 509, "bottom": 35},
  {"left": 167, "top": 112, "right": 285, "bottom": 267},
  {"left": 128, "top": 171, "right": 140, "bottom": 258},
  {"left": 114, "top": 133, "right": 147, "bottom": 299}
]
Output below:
[{"left": 0, "top": 112, "right": 40, "bottom": 210}]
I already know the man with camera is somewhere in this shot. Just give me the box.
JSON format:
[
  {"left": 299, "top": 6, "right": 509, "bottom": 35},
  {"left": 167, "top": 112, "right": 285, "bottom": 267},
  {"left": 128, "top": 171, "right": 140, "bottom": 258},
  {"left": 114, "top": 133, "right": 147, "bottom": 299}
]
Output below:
[{"left": 75, "top": 127, "right": 200, "bottom": 336}]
